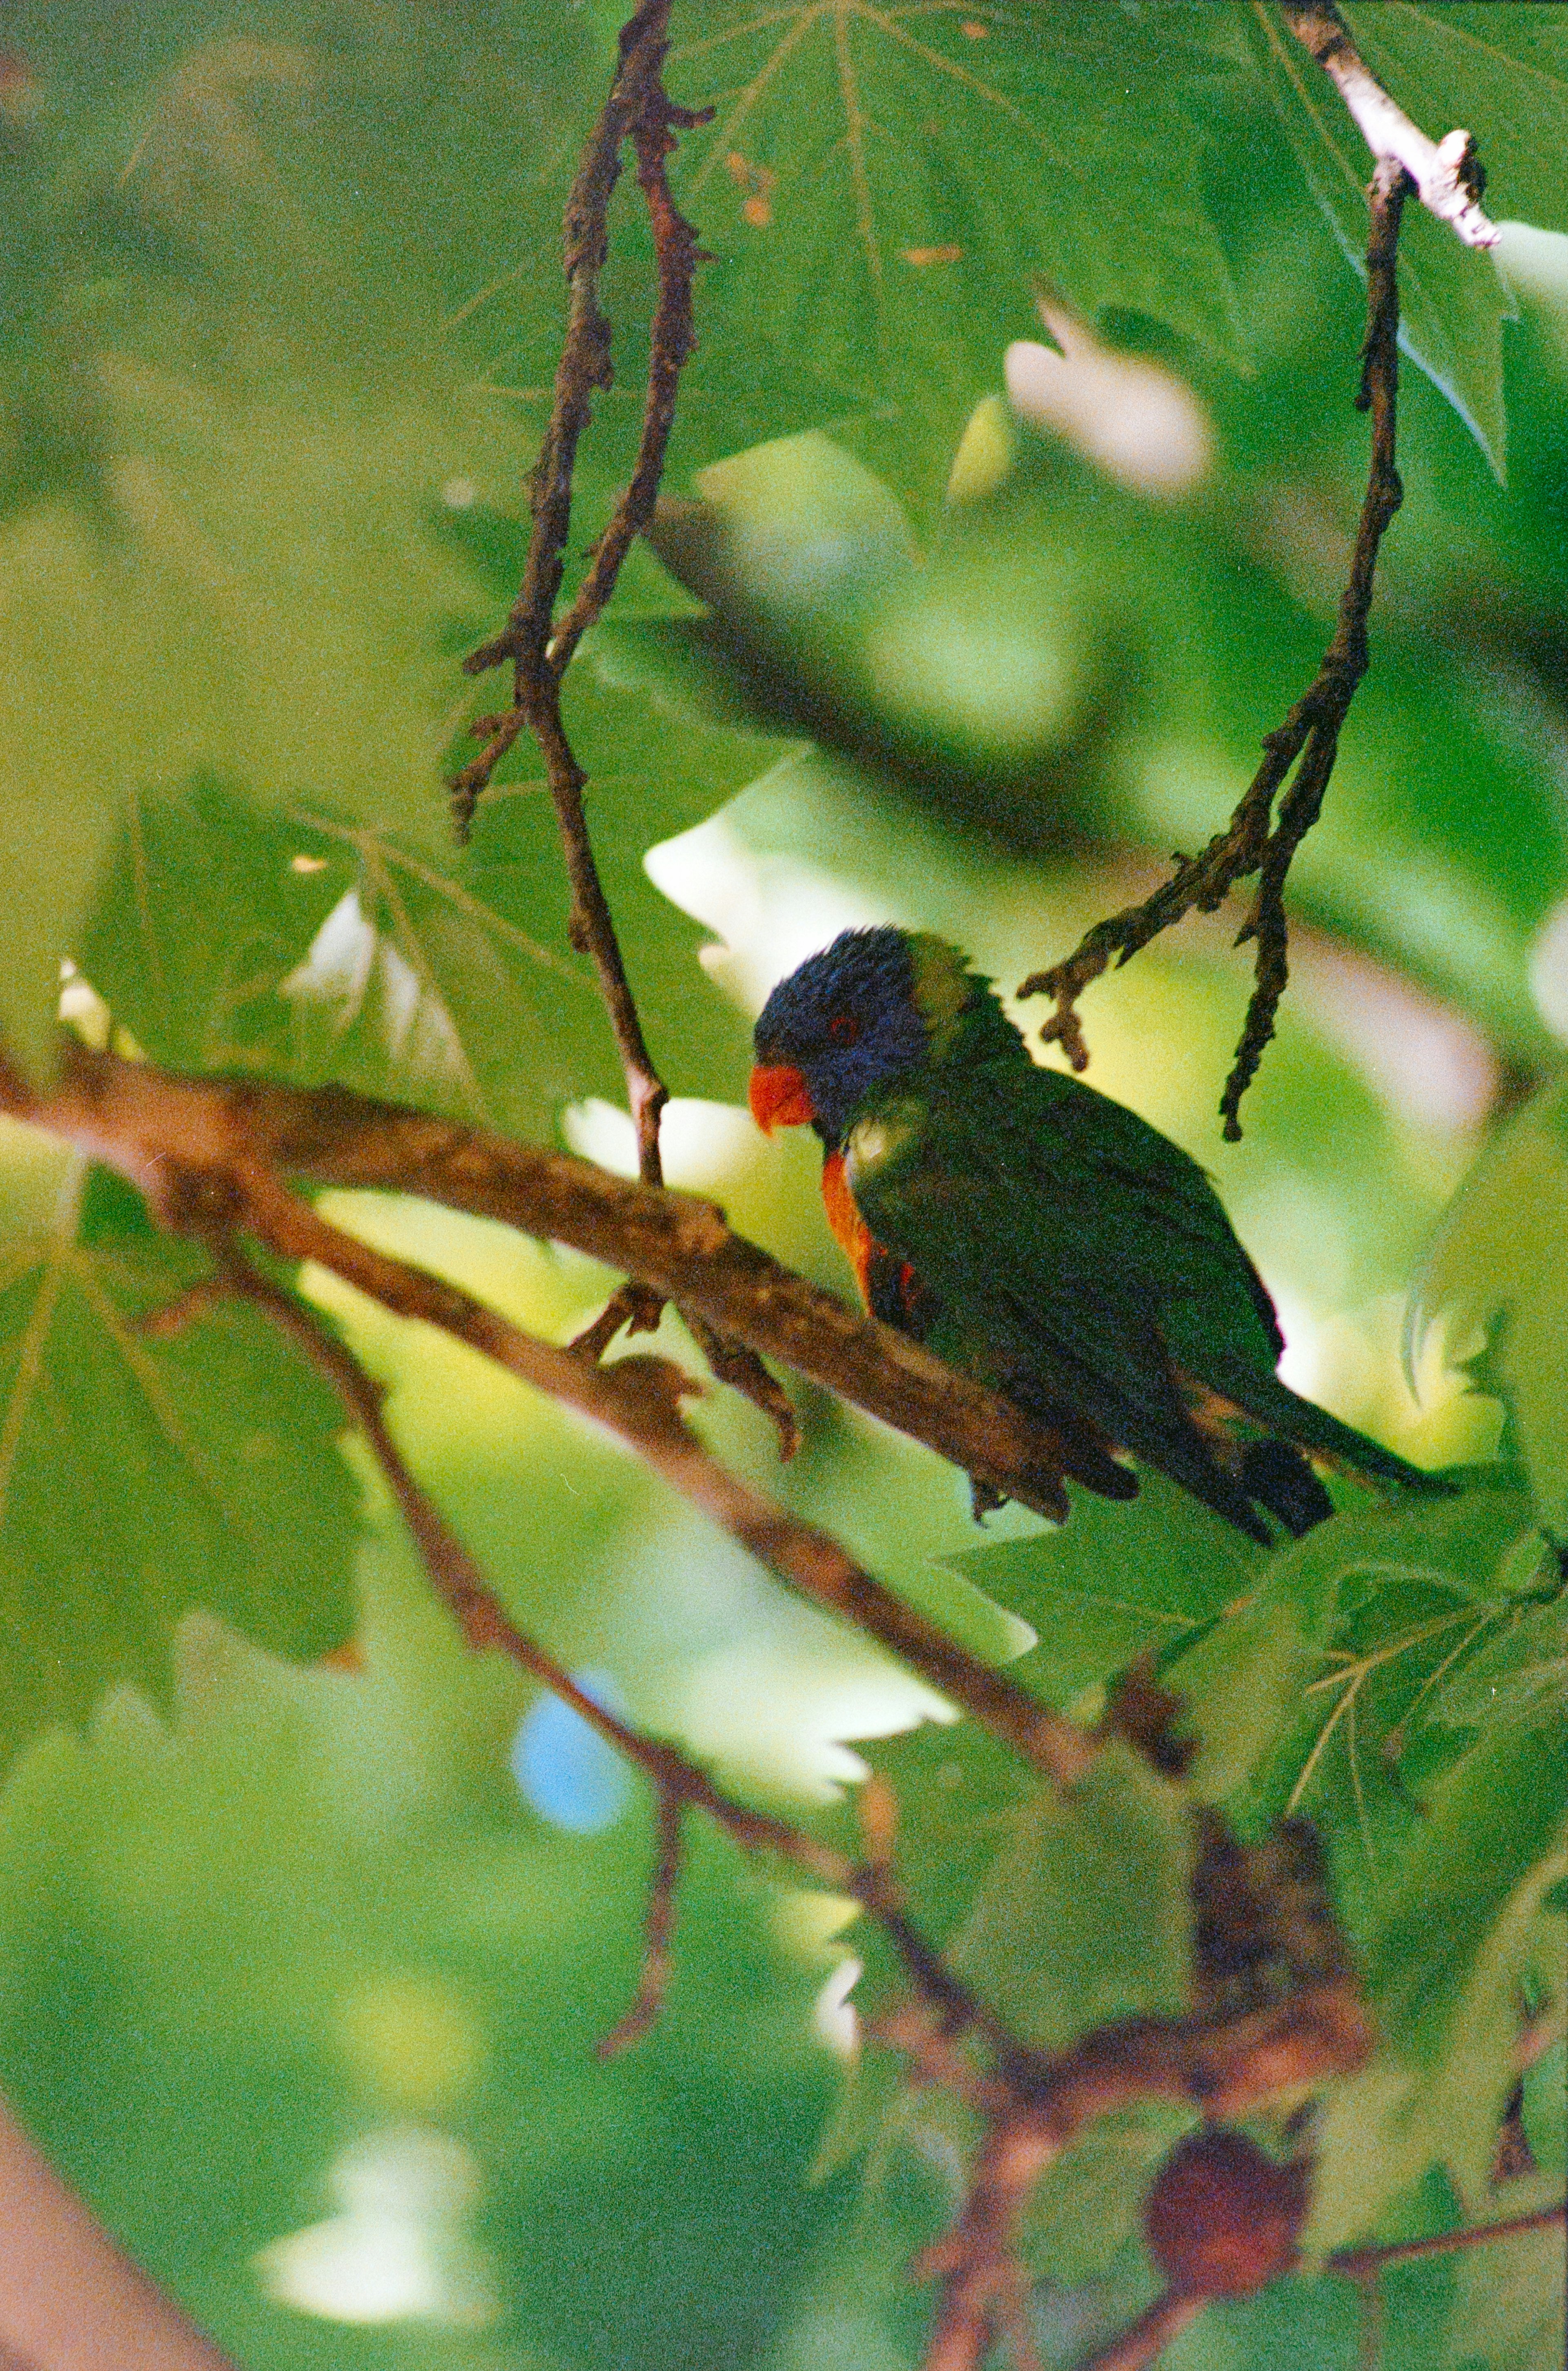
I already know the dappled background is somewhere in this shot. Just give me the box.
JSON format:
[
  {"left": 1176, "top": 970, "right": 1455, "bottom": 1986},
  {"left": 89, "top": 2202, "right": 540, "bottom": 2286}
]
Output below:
[{"left": 0, "top": 7, "right": 1564, "bottom": 2371}]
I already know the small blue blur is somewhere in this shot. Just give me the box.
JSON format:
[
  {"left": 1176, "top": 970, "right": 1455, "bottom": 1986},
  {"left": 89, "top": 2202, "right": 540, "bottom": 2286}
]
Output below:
[{"left": 510, "top": 1668, "right": 633, "bottom": 1834}]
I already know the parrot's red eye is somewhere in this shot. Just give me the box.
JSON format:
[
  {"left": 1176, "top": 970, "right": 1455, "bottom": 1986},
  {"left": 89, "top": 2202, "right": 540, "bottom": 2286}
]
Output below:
[{"left": 827, "top": 1013, "right": 860, "bottom": 1046}]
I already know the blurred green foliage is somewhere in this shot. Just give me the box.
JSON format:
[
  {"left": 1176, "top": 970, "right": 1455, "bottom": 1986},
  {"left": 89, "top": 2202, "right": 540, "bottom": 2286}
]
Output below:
[{"left": 0, "top": 4, "right": 1563, "bottom": 2368}]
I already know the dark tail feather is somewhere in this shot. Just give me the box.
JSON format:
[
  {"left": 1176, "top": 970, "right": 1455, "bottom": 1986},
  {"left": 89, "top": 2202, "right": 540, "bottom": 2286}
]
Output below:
[
  {"left": 1204, "top": 1358, "right": 1459, "bottom": 1497},
  {"left": 1241, "top": 1439, "right": 1334, "bottom": 1537}
]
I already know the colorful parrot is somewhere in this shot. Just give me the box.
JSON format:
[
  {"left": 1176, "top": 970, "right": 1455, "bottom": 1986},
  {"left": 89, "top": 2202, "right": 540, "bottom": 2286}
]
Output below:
[{"left": 748, "top": 926, "right": 1450, "bottom": 1543}]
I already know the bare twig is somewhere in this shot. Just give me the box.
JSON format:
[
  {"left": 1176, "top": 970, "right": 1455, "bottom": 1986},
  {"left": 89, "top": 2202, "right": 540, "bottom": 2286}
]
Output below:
[
  {"left": 453, "top": 6, "right": 790, "bottom": 1425},
  {"left": 30, "top": 1050, "right": 1119, "bottom": 1529},
  {"left": 1279, "top": 3, "right": 1499, "bottom": 248},
  {"left": 1326, "top": 2201, "right": 1566, "bottom": 2282},
  {"left": 452, "top": 0, "right": 702, "bottom": 1180},
  {"left": 1020, "top": 159, "right": 1410, "bottom": 1139},
  {"left": 597, "top": 1788, "right": 686, "bottom": 2056},
  {"left": 185, "top": 1241, "right": 1040, "bottom": 2064}
]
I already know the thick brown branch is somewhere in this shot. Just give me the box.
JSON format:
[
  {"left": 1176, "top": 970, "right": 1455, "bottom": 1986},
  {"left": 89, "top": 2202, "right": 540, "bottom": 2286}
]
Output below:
[
  {"left": 24, "top": 1049, "right": 1096, "bottom": 1787},
  {"left": 37, "top": 1052, "right": 1107, "bottom": 1530},
  {"left": 1020, "top": 160, "right": 1410, "bottom": 1140},
  {"left": 1279, "top": 4, "right": 1498, "bottom": 247}
]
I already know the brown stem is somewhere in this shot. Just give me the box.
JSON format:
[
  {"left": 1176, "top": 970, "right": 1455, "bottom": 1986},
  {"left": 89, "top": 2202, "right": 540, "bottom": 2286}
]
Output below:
[
  {"left": 597, "top": 1788, "right": 686, "bottom": 2056},
  {"left": 1326, "top": 2201, "right": 1566, "bottom": 2282},
  {"left": 451, "top": 0, "right": 704, "bottom": 1181},
  {"left": 1019, "top": 158, "right": 1410, "bottom": 1140},
  {"left": 915, "top": 2107, "right": 1062, "bottom": 2371},
  {"left": 453, "top": 8, "right": 791, "bottom": 1432}
]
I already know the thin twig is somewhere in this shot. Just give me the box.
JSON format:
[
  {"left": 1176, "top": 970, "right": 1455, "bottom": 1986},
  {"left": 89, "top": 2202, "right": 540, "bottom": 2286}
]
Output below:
[
  {"left": 453, "top": 0, "right": 701, "bottom": 1183},
  {"left": 1278, "top": 3, "right": 1499, "bottom": 247},
  {"left": 191, "top": 1240, "right": 1035, "bottom": 2062},
  {"left": 1020, "top": 158, "right": 1410, "bottom": 1139},
  {"left": 455, "top": 5, "right": 786, "bottom": 1428},
  {"left": 1326, "top": 2201, "right": 1566, "bottom": 2282},
  {"left": 598, "top": 1788, "right": 686, "bottom": 2056},
  {"left": 32, "top": 1050, "right": 1119, "bottom": 1528}
]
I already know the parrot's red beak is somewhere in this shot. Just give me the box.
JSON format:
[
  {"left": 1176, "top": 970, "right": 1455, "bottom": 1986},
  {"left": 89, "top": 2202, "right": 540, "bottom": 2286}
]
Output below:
[{"left": 748, "top": 1062, "right": 815, "bottom": 1134}]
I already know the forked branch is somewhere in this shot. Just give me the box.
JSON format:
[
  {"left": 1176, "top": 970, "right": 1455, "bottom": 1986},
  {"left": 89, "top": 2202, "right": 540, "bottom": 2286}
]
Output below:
[
  {"left": 1021, "top": 156, "right": 1411, "bottom": 1138},
  {"left": 451, "top": 0, "right": 705, "bottom": 1189}
]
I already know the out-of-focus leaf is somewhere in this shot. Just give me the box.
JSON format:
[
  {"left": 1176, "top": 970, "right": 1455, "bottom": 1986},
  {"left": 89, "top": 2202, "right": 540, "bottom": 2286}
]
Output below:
[
  {"left": 0, "top": 1138, "right": 356, "bottom": 1770},
  {"left": 0, "top": 1523, "right": 846, "bottom": 2371},
  {"left": 1411, "top": 1077, "right": 1568, "bottom": 1532},
  {"left": 0, "top": 0, "right": 628, "bottom": 1062},
  {"left": 1310, "top": 1716, "right": 1568, "bottom": 2246},
  {"left": 948, "top": 1745, "right": 1194, "bottom": 2052},
  {"left": 80, "top": 627, "right": 786, "bottom": 1129}
]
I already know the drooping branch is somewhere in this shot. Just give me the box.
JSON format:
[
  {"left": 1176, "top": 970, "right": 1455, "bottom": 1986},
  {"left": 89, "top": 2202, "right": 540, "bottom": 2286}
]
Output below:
[
  {"left": 1278, "top": 3, "right": 1499, "bottom": 249},
  {"left": 200, "top": 1236, "right": 1033, "bottom": 2062},
  {"left": 451, "top": 0, "right": 706, "bottom": 1193},
  {"left": 1021, "top": 155, "right": 1412, "bottom": 1139}
]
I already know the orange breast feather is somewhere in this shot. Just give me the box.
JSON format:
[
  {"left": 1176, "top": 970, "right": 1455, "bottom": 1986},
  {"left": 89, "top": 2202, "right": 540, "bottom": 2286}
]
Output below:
[{"left": 821, "top": 1150, "right": 875, "bottom": 1304}]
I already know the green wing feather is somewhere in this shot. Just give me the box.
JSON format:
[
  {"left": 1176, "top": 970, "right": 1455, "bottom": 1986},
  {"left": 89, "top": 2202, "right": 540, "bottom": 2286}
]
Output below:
[{"left": 845, "top": 1056, "right": 1443, "bottom": 1537}]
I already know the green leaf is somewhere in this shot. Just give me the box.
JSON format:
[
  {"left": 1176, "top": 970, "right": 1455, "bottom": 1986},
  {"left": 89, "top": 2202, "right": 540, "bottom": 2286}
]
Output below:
[
  {"left": 624, "top": 0, "right": 1241, "bottom": 503},
  {"left": 1241, "top": 3, "right": 1515, "bottom": 474},
  {"left": 0, "top": 1138, "right": 357, "bottom": 1770},
  {"left": 1435, "top": 2168, "right": 1568, "bottom": 2371},
  {"left": 948, "top": 1744, "right": 1194, "bottom": 2052},
  {"left": 1411, "top": 1077, "right": 1568, "bottom": 1532},
  {"left": 80, "top": 644, "right": 787, "bottom": 1130},
  {"left": 1163, "top": 1479, "right": 1532, "bottom": 1817},
  {"left": 0, "top": 0, "right": 628, "bottom": 1062},
  {"left": 947, "top": 1468, "right": 1261, "bottom": 1709},
  {"left": 1310, "top": 1717, "right": 1568, "bottom": 2245}
]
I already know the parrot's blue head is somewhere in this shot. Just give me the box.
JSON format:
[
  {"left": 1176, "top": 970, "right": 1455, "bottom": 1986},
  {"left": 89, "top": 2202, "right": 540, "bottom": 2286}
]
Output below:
[{"left": 750, "top": 926, "right": 992, "bottom": 1145}]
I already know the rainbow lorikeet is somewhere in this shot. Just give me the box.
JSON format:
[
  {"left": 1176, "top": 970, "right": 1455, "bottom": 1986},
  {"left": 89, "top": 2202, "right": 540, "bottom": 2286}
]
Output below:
[{"left": 749, "top": 926, "right": 1449, "bottom": 1543}]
